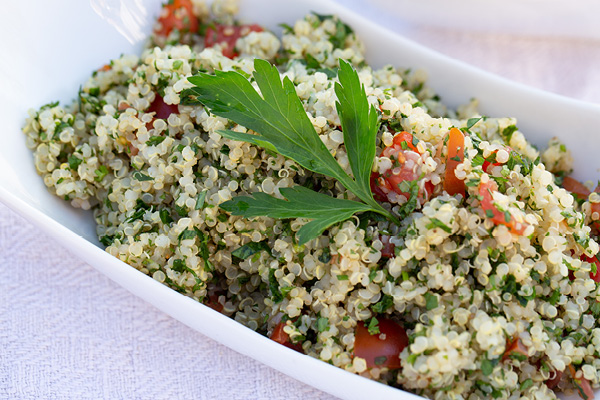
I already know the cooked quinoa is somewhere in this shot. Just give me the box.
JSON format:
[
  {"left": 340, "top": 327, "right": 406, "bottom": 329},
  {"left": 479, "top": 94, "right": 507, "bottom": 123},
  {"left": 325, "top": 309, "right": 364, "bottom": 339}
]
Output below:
[{"left": 22, "top": 1, "right": 600, "bottom": 399}]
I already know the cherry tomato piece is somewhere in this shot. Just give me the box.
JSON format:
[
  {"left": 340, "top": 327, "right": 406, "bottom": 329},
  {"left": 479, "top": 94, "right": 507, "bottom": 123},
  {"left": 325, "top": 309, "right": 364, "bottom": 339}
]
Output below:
[
  {"left": 392, "top": 131, "right": 419, "bottom": 153},
  {"left": 502, "top": 337, "right": 528, "bottom": 361},
  {"left": 204, "top": 24, "right": 263, "bottom": 59},
  {"left": 545, "top": 369, "right": 563, "bottom": 389},
  {"left": 562, "top": 176, "right": 591, "bottom": 200},
  {"left": 479, "top": 180, "right": 528, "bottom": 235},
  {"left": 270, "top": 322, "right": 304, "bottom": 353},
  {"left": 155, "top": 0, "right": 198, "bottom": 37},
  {"left": 354, "top": 318, "right": 408, "bottom": 369},
  {"left": 444, "top": 128, "right": 465, "bottom": 198},
  {"left": 569, "top": 365, "right": 595, "bottom": 400}
]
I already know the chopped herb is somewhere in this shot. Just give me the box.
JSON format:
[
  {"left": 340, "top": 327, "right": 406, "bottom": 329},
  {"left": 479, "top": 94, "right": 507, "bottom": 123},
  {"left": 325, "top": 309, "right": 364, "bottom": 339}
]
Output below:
[
  {"left": 372, "top": 294, "right": 393, "bottom": 313},
  {"left": 425, "top": 292, "right": 438, "bottom": 310},
  {"left": 337, "top": 274, "right": 349, "bottom": 281},
  {"left": 159, "top": 209, "right": 173, "bottom": 224},
  {"left": 231, "top": 241, "right": 270, "bottom": 260},
  {"left": 426, "top": 218, "right": 452, "bottom": 233},
  {"left": 367, "top": 317, "right": 380, "bottom": 335},
  {"left": 502, "top": 125, "right": 518, "bottom": 143},
  {"left": 173, "top": 60, "right": 183, "bottom": 70},
  {"left": 132, "top": 171, "right": 153, "bottom": 181},
  {"left": 172, "top": 259, "right": 186, "bottom": 272},
  {"left": 195, "top": 190, "right": 207, "bottom": 210},
  {"left": 374, "top": 356, "right": 387, "bottom": 366},
  {"left": 94, "top": 165, "right": 109, "bottom": 182},
  {"left": 481, "top": 357, "right": 499, "bottom": 376},
  {"left": 317, "top": 316, "right": 330, "bottom": 332},
  {"left": 318, "top": 247, "right": 332, "bottom": 263},
  {"left": 68, "top": 155, "right": 82, "bottom": 170},
  {"left": 466, "top": 117, "right": 483, "bottom": 130},
  {"left": 146, "top": 136, "right": 166, "bottom": 146},
  {"left": 406, "top": 353, "right": 418, "bottom": 365}
]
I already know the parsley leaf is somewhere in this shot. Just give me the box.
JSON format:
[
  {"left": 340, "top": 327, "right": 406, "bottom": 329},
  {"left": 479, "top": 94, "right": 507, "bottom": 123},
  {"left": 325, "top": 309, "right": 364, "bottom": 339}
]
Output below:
[
  {"left": 221, "top": 186, "right": 372, "bottom": 245},
  {"left": 188, "top": 58, "right": 398, "bottom": 244},
  {"left": 231, "top": 241, "right": 270, "bottom": 260}
]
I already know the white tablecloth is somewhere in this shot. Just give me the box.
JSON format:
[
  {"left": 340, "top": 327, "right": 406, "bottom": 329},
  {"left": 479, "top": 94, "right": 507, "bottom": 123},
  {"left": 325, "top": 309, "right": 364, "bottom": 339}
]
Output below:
[{"left": 2, "top": 1, "right": 599, "bottom": 399}]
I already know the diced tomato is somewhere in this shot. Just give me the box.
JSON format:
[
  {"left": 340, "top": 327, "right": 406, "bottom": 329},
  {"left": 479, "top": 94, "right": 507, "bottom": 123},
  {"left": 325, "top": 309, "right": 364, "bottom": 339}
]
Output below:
[
  {"left": 580, "top": 254, "right": 600, "bottom": 282},
  {"left": 204, "top": 293, "right": 224, "bottom": 313},
  {"left": 545, "top": 369, "right": 563, "bottom": 389},
  {"left": 380, "top": 235, "right": 395, "bottom": 258},
  {"left": 502, "top": 337, "right": 528, "bottom": 361},
  {"left": 370, "top": 172, "right": 389, "bottom": 202},
  {"left": 270, "top": 322, "right": 304, "bottom": 353},
  {"left": 563, "top": 176, "right": 591, "bottom": 200},
  {"left": 392, "top": 131, "right": 419, "bottom": 153},
  {"left": 154, "top": 0, "right": 198, "bottom": 37},
  {"left": 444, "top": 128, "right": 465, "bottom": 198},
  {"left": 98, "top": 64, "right": 111, "bottom": 72},
  {"left": 146, "top": 94, "right": 179, "bottom": 130},
  {"left": 204, "top": 24, "right": 264, "bottom": 59},
  {"left": 353, "top": 318, "right": 408, "bottom": 369},
  {"left": 569, "top": 364, "right": 595, "bottom": 400},
  {"left": 479, "top": 180, "right": 528, "bottom": 235},
  {"left": 371, "top": 131, "right": 433, "bottom": 203}
]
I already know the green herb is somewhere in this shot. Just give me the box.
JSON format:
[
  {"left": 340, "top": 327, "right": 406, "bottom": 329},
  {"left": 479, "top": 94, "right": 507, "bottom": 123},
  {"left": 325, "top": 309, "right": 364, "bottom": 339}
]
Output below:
[
  {"left": 481, "top": 357, "right": 499, "bottom": 376},
  {"left": 178, "top": 229, "right": 197, "bottom": 242},
  {"left": 318, "top": 247, "right": 332, "bottom": 263},
  {"left": 425, "top": 218, "right": 452, "bottom": 233},
  {"left": 518, "top": 378, "right": 533, "bottom": 391},
  {"left": 472, "top": 155, "right": 485, "bottom": 167},
  {"left": 315, "top": 67, "right": 338, "bottom": 79},
  {"left": 231, "top": 241, "right": 270, "bottom": 260},
  {"left": 99, "top": 235, "right": 115, "bottom": 246},
  {"left": 502, "top": 125, "right": 518, "bottom": 143},
  {"left": 186, "top": 59, "right": 398, "bottom": 244},
  {"left": 195, "top": 190, "right": 207, "bottom": 210},
  {"left": 146, "top": 136, "right": 166, "bottom": 146},
  {"left": 424, "top": 292, "right": 438, "bottom": 310},
  {"left": 466, "top": 117, "right": 483, "bottom": 130},
  {"left": 174, "top": 203, "right": 188, "bottom": 217},
  {"left": 374, "top": 356, "right": 387, "bottom": 366},
  {"left": 159, "top": 209, "right": 173, "bottom": 224},
  {"left": 337, "top": 274, "right": 349, "bottom": 281},
  {"left": 406, "top": 353, "right": 418, "bottom": 365},
  {"left": 278, "top": 22, "right": 294, "bottom": 33},
  {"left": 397, "top": 179, "right": 420, "bottom": 219},
  {"left": 485, "top": 209, "right": 495, "bottom": 218},
  {"left": 173, "top": 60, "right": 183, "bottom": 70},
  {"left": 94, "top": 165, "right": 109, "bottom": 182},
  {"left": 88, "top": 87, "right": 100, "bottom": 96},
  {"left": 304, "top": 53, "right": 320, "bottom": 69},
  {"left": 372, "top": 294, "right": 393, "bottom": 313},
  {"left": 269, "top": 268, "right": 284, "bottom": 303},
  {"left": 367, "top": 317, "right": 380, "bottom": 335},
  {"left": 172, "top": 259, "right": 186, "bottom": 272},
  {"left": 132, "top": 171, "right": 153, "bottom": 181},
  {"left": 68, "top": 155, "right": 82, "bottom": 170},
  {"left": 317, "top": 316, "right": 330, "bottom": 332}
]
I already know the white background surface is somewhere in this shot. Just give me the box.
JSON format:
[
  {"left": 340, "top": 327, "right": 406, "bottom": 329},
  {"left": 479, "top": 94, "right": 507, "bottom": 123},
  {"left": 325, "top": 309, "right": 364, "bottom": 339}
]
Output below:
[{"left": 1, "top": 1, "right": 600, "bottom": 399}]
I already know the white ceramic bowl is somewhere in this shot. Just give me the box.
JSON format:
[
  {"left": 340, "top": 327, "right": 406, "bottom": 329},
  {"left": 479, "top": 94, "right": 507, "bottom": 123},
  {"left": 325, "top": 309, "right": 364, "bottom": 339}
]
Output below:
[{"left": 1, "top": 0, "right": 599, "bottom": 399}]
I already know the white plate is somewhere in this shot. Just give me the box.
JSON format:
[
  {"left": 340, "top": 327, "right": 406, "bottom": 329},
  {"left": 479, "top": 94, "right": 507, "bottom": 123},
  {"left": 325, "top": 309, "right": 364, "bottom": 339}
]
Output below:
[
  {"left": 370, "top": 0, "right": 600, "bottom": 40},
  {"left": 0, "top": 0, "right": 599, "bottom": 399}
]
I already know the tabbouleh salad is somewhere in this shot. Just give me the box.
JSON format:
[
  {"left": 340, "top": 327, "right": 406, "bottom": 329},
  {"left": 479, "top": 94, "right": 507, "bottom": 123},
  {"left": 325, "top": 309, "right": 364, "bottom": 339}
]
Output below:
[{"left": 22, "top": 0, "right": 600, "bottom": 399}]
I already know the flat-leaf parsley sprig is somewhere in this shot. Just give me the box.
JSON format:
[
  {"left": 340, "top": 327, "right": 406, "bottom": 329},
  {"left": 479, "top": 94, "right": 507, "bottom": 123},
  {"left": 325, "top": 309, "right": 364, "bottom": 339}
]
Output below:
[{"left": 184, "top": 58, "right": 399, "bottom": 244}]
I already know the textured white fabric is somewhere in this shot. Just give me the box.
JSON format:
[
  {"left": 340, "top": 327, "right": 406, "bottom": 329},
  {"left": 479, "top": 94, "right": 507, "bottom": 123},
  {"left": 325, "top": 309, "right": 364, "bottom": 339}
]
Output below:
[{"left": 1, "top": 1, "right": 599, "bottom": 399}]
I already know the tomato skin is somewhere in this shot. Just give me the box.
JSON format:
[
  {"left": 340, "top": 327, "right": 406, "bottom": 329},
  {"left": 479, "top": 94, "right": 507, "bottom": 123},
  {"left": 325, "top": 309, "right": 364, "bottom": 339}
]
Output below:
[
  {"left": 479, "top": 180, "right": 528, "bottom": 235},
  {"left": 270, "top": 322, "right": 304, "bottom": 353},
  {"left": 545, "top": 369, "right": 563, "bottom": 389},
  {"left": 580, "top": 254, "right": 600, "bottom": 282},
  {"left": 148, "top": 94, "right": 179, "bottom": 120},
  {"left": 563, "top": 176, "right": 591, "bottom": 200},
  {"left": 502, "top": 337, "right": 528, "bottom": 361},
  {"left": 204, "top": 293, "right": 224, "bottom": 313},
  {"left": 204, "top": 24, "right": 264, "bottom": 59},
  {"left": 155, "top": 0, "right": 198, "bottom": 37},
  {"left": 392, "top": 131, "right": 419, "bottom": 153},
  {"left": 444, "top": 128, "right": 465, "bottom": 197},
  {"left": 569, "top": 364, "right": 595, "bottom": 400},
  {"left": 354, "top": 318, "right": 408, "bottom": 369},
  {"left": 380, "top": 235, "right": 395, "bottom": 258}
]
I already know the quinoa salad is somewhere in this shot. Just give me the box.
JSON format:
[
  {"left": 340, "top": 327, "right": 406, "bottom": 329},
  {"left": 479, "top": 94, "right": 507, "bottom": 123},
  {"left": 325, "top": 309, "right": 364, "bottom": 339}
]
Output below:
[{"left": 22, "top": 0, "right": 600, "bottom": 399}]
